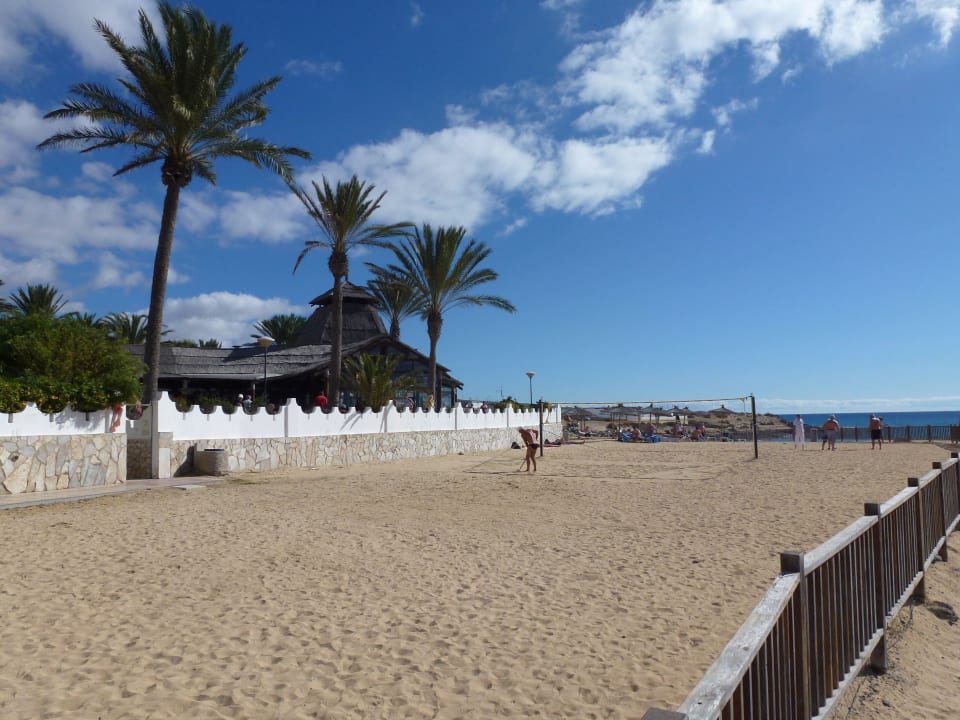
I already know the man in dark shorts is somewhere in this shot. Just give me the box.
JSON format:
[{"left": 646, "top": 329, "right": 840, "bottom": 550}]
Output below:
[
  {"left": 869, "top": 414, "right": 883, "bottom": 449},
  {"left": 518, "top": 427, "right": 539, "bottom": 472}
]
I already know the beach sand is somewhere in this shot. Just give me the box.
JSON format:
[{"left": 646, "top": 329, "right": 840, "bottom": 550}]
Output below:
[{"left": 1, "top": 440, "right": 957, "bottom": 719}]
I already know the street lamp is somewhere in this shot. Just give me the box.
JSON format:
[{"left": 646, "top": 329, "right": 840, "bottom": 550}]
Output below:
[
  {"left": 257, "top": 336, "right": 274, "bottom": 402},
  {"left": 526, "top": 371, "right": 535, "bottom": 406}
]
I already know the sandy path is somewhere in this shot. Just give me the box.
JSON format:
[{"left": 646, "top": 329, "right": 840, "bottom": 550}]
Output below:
[{"left": 0, "top": 440, "right": 954, "bottom": 719}]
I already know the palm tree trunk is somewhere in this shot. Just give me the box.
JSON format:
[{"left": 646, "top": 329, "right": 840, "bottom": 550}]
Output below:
[
  {"left": 141, "top": 183, "right": 181, "bottom": 403},
  {"left": 427, "top": 311, "right": 442, "bottom": 404},
  {"left": 329, "top": 274, "right": 344, "bottom": 405}
]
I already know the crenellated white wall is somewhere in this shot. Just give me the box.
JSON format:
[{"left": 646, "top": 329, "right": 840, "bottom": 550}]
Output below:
[
  {"left": 2, "top": 394, "right": 562, "bottom": 489},
  {"left": 148, "top": 393, "right": 556, "bottom": 440},
  {"left": 1, "top": 405, "right": 115, "bottom": 437}
]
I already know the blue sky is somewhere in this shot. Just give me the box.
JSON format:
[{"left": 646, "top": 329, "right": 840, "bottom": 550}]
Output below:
[{"left": 3, "top": 0, "right": 960, "bottom": 414}]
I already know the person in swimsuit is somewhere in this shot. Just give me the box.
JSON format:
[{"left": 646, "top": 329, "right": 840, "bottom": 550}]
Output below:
[
  {"left": 869, "top": 414, "right": 883, "bottom": 449},
  {"left": 518, "top": 427, "right": 539, "bottom": 472},
  {"left": 822, "top": 415, "right": 840, "bottom": 451}
]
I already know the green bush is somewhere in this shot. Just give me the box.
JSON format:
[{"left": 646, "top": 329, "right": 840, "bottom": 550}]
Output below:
[
  {"left": 0, "top": 378, "right": 26, "bottom": 413},
  {"left": 0, "top": 313, "right": 143, "bottom": 413}
]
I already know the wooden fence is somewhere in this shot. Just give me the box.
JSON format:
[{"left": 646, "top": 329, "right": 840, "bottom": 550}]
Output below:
[{"left": 642, "top": 453, "right": 960, "bottom": 720}]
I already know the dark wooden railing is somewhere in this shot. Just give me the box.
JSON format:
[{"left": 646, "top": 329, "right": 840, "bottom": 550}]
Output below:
[{"left": 643, "top": 453, "right": 960, "bottom": 720}]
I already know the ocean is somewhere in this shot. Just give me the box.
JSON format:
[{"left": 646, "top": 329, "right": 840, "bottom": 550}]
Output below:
[{"left": 778, "top": 410, "right": 960, "bottom": 428}]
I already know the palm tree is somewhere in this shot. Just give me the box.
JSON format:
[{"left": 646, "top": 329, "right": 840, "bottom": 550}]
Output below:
[
  {"left": 366, "top": 274, "right": 418, "bottom": 341},
  {"left": 197, "top": 338, "right": 221, "bottom": 349},
  {"left": 371, "top": 224, "right": 515, "bottom": 401},
  {"left": 290, "top": 175, "right": 412, "bottom": 405},
  {"left": 38, "top": 2, "right": 310, "bottom": 403},
  {"left": 341, "top": 353, "right": 421, "bottom": 411},
  {"left": 8, "top": 283, "right": 69, "bottom": 317},
  {"left": 253, "top": 313, "right": 306, "bottom": 345},
  {"left": 99, "top": 312, "right": 151, "bottom": 344},
  {"left": 64, "top": 311, "right": 101, "bottom": 327}
]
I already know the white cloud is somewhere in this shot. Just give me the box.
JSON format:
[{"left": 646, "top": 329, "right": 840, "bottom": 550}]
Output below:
[
  {"left": 818, "top": 0, "right": 886, "bottom": 62},
  {"left": 284, "top": 59, "right": 343, "bottom": 79},
  {"left": 0, "top": 186, "right": 159, "bottom": 265},
  {"left": 532, "top": 136, "right": 673, "bottom": 214},
  {"left": 88, "top": 251, "right": 148, "bottom": 289},
  {"left": 499, "top": 217, "right": 529, "bottom": 236},
  {"left": 218, "top": 191, "right": 307, "bottom": 243},
  {"left": 0, "top": 252, "right": 61, "bottom": 287},
  {"left": 0, "top": 100, "right": 72, "bottom": 183},
  {"left": 909, "top": 0, "right": 960, "bottom": 45},
  {"left": 558, "top": 0, "right": 887, "bottom": 134},
  {"left": 410, "top": 2, "right": 424, "bottom": 28},
  {"left": 697, "top": 129, "right": 716, "bottom": 154},
  {"left": 712, "top": 97, "right": 760, "bottom": 128},
  {"left": 159, "top": 292, "right": 307, "bottom": 346},
  {"left": 0, "top": 0, "right": 160, "bottom": 77},
  {"left": 312, "top": 124, "right": 539, "bottom": 228}
]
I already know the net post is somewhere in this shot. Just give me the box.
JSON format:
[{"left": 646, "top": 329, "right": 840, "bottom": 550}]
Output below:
[{"left": 751, "top": 393, "right": 758, "bottom": 459}]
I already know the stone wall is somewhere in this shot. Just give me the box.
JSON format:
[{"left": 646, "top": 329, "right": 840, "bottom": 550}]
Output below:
[
  {"left": 1, "top": 433, "right": 126, "bottom": 494},
  {"left": 172, "top": 424, "right": 560, "bottom": 476}
]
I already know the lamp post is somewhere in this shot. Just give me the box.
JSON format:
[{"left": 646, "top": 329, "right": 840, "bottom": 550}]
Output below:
[
  {"left": 526, "top": 371, "right": 535, "bottom": 406},
  {"left": 257, "top": 336, "right": 274, "bottom": 402}
]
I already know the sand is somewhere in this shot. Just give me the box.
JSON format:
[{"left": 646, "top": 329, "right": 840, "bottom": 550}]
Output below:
[{"left": 1, "top": 440, "right": 957, "bottom": 719}]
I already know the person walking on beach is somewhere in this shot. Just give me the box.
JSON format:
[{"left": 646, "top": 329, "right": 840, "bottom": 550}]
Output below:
[
  {"left": 822, "top": 415, "right": 840, "bottom": 451},
  {"left": 793, "top": 414, "right": 805, "bottom": 449},
  {"left": 869, "top": 414, "right": 883, "bottom": 449},
  {"left": 518, "top": 427, "right": 539, "bottom": 472}
]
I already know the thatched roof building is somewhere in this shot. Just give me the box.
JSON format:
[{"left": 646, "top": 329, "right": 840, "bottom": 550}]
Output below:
[{"left": 134, "top": 283, "right": 461, "bottom": 407}]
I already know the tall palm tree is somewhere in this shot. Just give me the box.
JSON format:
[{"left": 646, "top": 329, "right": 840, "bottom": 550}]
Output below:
[
  {"left": 253, "top": 313, "right": 306, "bottom": 345},
  {"left": 290, "top": 175, "right": 412, "bottom": 405},
  {"left": 99, "top": 312, "right": 151, "bottom": 344},
  {"left": 8, "top": 283, "right": 69, "bottom": 317},
  {"left": 366, "top": 274, "right": 418, "bottom": 341},
  {"left": 38, "top": 2, "right": 310, "bottom": 403},
  {"left": 370, "top": 224, "right": 515, "bottom": 401}
]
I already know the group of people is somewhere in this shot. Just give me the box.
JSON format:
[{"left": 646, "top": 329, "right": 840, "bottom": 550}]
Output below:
[{"left": 792, "top": 413, "right": 884, "bottom": 451}]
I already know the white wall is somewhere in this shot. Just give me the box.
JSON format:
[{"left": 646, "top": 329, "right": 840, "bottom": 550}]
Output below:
[
  {"left": 151, "top": 393, "right": 558, "bottom": 441},
  {"left": 0, "top": 404, "right": 114, "bottom": 437}
]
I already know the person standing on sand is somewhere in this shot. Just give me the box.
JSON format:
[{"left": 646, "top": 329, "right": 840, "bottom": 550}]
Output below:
[
  {"left": 793, "top": 414, "right": 805, "bottom": 449},
  {"left": 822, "top": 415, "right": 840, "bottom": 451},
  {"left": 869, "top": 414, "right": 883, "bottom": 449},
  {"left": 518, "top": 427, "right": 539, "bottom": 472}
]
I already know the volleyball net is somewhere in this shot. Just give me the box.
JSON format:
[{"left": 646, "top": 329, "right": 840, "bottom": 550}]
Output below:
[{"left": 550, "top": 394, "right": 760, "bottom": 456}]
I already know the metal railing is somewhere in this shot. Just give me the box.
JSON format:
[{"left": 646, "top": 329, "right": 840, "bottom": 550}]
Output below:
[{"left": 642, "top": 454, "right": 960, "bottom": 720}]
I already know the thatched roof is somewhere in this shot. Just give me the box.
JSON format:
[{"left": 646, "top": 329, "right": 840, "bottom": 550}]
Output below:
[
  {"left": 128, "top": 336, "right": 461, "bottom": 387},
  {"left": 298, "top": 281, "right": 387, "bottom": 345}
]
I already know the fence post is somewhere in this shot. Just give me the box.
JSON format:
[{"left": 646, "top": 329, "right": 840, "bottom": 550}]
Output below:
[
  {"left": 907, "top": 477, "right": 926, "bottom": 602},
  {"left": 864, "top": 502, "right": 888, "bottom": 673},
  {"left": 781, "top": 550, "right": 810, "bottom": 720},
  {"left": 927, "top": 424, "right": 933, "bottom": 442},
  {"left": 932, "top": 462, "right": 949, "bottom": 561}
]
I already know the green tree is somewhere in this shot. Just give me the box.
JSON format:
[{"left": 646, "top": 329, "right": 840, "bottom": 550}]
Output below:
[
  {"left": 99, "top": 312, "right": 151, "bottom": 343},
  {"left": 370, "top": 224, "right": 515, "bottom": 399},
  {"left": 39, "top": 2, "right": 310, "bottom": 404},
  {"left": 8, "top": 283, "right": 69, "bottom": 317},
  {"left": 341, "top": 353, "right": 421, "bottom": 411},
  {"left": 253, "top": 313, "right": 306, "bottom": 345},
  {"left": 366, "top": 275, "right": 418, "bottom": 341},
  {"left": 290, "top": 175, "right": 412, "bottom": 405},
  {"left": 0, "top": 280, "right": 13, "bottom": 317},
  {"left": 0, "top": 314, "right": 143, "bottom": 412},
  {"left": 197, "top": 338, "right": 222, "bottom": 349}
]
